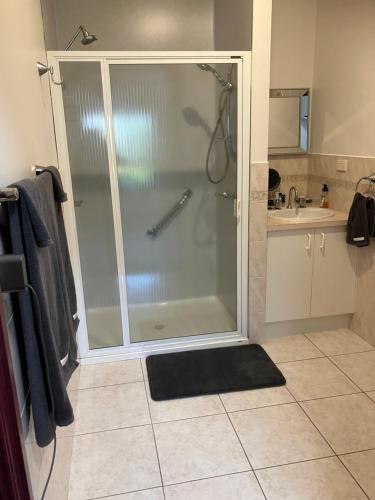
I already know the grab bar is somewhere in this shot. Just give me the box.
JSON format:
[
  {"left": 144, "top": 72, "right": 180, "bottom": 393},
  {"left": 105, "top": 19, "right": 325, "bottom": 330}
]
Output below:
[{"left": 146, "top": 189, "right": 193, "bottom": 239}]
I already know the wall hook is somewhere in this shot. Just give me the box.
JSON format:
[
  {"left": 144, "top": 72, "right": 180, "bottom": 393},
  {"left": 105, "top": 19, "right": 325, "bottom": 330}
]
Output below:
[{"left": 37, "top": 62, "right": 64, "bottom": 86}]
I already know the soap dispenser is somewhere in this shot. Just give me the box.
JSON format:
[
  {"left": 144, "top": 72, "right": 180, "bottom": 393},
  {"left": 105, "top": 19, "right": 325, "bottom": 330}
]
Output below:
[{"left": 320, "top": 184, "right": 330, "bottom": 208}]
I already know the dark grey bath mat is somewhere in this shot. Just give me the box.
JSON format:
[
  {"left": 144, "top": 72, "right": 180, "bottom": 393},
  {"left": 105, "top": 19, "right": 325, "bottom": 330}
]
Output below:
[{"left": 146, "top": 344, "right": 286, "bottom": 401}]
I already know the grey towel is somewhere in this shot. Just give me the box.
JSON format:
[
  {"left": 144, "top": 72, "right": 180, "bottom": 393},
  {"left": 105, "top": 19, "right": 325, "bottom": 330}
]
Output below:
[
  {"left": 367, "top": 197, "right": 375, "bottom": 237},
  {"left": 347, "top": 192, "right": 370, "bottom": 247},
  {"left": 8, "top": 168, "right": 78, "bottom": 447}
]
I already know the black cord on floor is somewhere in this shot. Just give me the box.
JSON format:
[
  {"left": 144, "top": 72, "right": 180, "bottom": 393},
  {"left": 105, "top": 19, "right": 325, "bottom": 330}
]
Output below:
[
  {"left": 26, "top": 284, "right": 57, "bottom": 500},
  {"left": 40, "top": 434, "right": 56, "bottom": 500}
]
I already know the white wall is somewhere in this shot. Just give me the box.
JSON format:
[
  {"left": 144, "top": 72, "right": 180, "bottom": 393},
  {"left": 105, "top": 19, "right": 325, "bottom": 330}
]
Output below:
[
  {"left": 251, "top": 0, "right": 272, "bottom": 163},
  {"left": 0, "top": 0, "right": 57, "bottom": 186},
  {"left": 270, "top": 0, "right": 317, "bottom": 89},
  {"left": 270, "top": 0, "right": 375, "bottom": 158},
  {"left": 0, "top": 1, "right": 60, "bottom": 497},
  {"left": 310, "top": 0, "right": 375, "bottom": 157},
  {"left": 44, "top": 0, "right": 215, "bottom": 51}
]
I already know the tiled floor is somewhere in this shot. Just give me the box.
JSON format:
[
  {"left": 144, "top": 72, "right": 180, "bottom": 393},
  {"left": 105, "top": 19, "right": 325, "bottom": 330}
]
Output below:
[{"left": 67, "top": 329, "right": 375, "bottom": 499}]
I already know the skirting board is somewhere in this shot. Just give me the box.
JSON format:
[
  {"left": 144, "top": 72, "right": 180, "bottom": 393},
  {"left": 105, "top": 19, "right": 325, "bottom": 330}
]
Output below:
[{"left": 265, "top": 314, "right": 352, "bottom": 340}]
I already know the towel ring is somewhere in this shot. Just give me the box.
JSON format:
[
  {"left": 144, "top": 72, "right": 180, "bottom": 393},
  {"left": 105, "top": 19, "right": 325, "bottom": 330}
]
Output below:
[{"left": 356, "top": 174, "right": 375, "bottom": 198}]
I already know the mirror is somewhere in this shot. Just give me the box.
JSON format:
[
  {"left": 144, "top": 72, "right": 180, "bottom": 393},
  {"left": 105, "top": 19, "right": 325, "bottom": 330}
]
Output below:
[{"left": 268, "top": 88, "right": 309, "bottom": 155}]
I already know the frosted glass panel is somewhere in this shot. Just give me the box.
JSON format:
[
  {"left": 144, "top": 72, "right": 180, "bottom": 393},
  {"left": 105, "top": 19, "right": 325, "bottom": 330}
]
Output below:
[
  {"left": 110, "top": 63, "right": 238, "bottom": 343},
  {"left": 60, "top": 62, "right": 123, "bottom": 349}
]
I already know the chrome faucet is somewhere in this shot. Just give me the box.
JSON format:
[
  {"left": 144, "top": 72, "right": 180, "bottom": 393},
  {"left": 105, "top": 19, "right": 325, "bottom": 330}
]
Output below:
[{"left": 287, "top": 186, "right": 299, "bottom": 209}]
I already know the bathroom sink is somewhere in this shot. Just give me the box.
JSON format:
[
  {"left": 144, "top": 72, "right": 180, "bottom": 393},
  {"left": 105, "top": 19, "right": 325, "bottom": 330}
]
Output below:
[{"left": 268, "top": 207, "right": 334, "bottom": 222}]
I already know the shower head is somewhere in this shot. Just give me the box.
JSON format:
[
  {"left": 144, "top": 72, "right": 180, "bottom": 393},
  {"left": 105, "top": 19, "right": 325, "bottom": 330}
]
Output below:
[
  {"left": 64, "top": 25, "right": 98, "bottom": 50},
  {"left": 80, "top": 27, "right": 98, "bottom": 45},
  {"left": 197, "top": 63, "right": 233, "bottom": 90}
]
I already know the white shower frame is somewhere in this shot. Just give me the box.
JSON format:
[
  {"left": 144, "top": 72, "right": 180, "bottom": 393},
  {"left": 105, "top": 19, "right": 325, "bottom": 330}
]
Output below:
[{"left": 48, "top": 51, "right": 251, "bottom": 364}]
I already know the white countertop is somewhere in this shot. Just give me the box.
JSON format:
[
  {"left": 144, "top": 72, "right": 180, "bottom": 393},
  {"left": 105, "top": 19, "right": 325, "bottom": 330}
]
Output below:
[{"left": 267, "top": 208, "right": 348, "bottom": 232}]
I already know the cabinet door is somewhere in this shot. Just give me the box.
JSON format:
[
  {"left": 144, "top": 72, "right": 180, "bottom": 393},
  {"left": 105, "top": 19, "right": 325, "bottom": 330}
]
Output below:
[
  {"left": 266, "top": 230, "right": 314, "bottom": 322},
  {"left": 311, "top": 228, "right": 357, "bottom": 317}
]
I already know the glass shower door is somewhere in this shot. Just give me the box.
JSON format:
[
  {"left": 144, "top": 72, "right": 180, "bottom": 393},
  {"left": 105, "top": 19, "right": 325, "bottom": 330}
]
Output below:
[
  {"left": 60, "top": 61, "right": 123, "bottom": 350},
  {"left": 109, "top": 62, "right": 239, "bottom": 343}
]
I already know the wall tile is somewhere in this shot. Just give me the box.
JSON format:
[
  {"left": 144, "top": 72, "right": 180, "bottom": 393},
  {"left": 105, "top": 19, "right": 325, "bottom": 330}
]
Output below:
[
  {"left": 351, "top": 244, "right": 375, "bottom": 347},
  {"left": 249, "top": 241, "right": 267, "bottom": 278},
  {"left": 249, "top": 310, "right": 267, "bottom": 344},
  {"left": 269, "top": 157, "right": 309, "bottom": 196},
  {"left": 250, "top": 162, "right": 269, "bottom": 192},
  {"left": 307, "top": 153, "right": 375, "bottom": 347},
  {"left": 250, "top": 277, "right": 266, "bottom": 313},
  {"left": 249, "top": 201, "right": 268, "bottom": 242}
]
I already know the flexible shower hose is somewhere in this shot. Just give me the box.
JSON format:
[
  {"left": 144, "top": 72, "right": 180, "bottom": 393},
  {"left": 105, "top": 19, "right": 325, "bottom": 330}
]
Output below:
[{"left": 205, "top": 89, "right": 232, "bottom": 184}]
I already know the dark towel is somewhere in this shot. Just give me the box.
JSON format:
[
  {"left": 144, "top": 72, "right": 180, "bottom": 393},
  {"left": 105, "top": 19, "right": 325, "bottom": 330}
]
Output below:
[
  {"left": 8, "top": 168, "right": 78, "bottom": 447},
  {"left": 367, "top": 197, "right": 375, "bottom": 237},
  {"left": 347, "top": 192, "right": 370, "bottom": 247}
]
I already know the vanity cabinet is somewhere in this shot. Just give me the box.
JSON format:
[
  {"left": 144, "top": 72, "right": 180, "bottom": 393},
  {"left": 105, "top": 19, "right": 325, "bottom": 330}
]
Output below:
[{"left": 266, "top": 227, "right": 357, "bottom": 323}]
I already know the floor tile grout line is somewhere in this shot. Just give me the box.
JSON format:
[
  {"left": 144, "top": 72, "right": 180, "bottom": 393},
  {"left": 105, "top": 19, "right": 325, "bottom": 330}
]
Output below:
[
  {"left": 329, "top": 356, "right": 375, "bottom": 396},
  {"left": 282, "top": 354, "right": 367, "bottom": 393},
  {"left": 83, "top": 448, "right": 375, "bottom": 499},
  {"left": 223, "top": 391, "right": 367, "bottom": 414},
  {"left": 294, "top": 399, "right": 336, "bottom": 455},
  {"left": 70, "top": 390, "right": 368, "bottom": 436},
  {"left": 141, "top": 360, "right": 166, "bottom": 500},
  {"left": 278, "top": 335, "right": 374, "bottom": 400},
  {"left": 66, "top": 422, "right": 153, "bottom": 438},
  {"left": 218, "top": 395, "right": 255, "bottom": 472},
  {"left": 337, "top": 446, "right": 375, "bottom": 457},
  {"left": 88, "top": 485, "right": 163, "bottom": 500},
  {"left": 150, "top": 409, "right": 227, "bottom": 425},
  {"left": 302, "top": 332, "right": 374, "bottom": 358},
  {"left": 289, "top": 394, "right": 372, "bottom": 499},
  {"left": 274, "top": 354, "right": 327, "bottom": 363},
  {"left": 284, "top": 386, "right": 298, "bottom": 405},
  {"left": 223, "top": 385, "right": 356, "bottom": 492},
  {"left": 73, "top": 379, "right": 145, "bottom": 392},
  {"left": 363, "top": 392, "right": 375, "bottom": 405},
  {"left": 253, "top": 453, "right": 336, "bottom": 472},
  {"left": 275, "top": 354, "right": 327, "bottom": 366},
  {"left": 290, "top": 390, "right": 364, "bottom": 404},
  {"left": 302, "top": 333, "right": 331, "bottom": 357},
  {"left": 276, "top": 355, "right": 369, "bottom": 372},
  {"left": 337, "top": 455, "right": 371, "bottom": 500},
  {"left": 222, "top": 399, "right": 294, "bottom": 413},
  {"left": 329, "top": 349, "right": 375, "bottom": 359},
  {"left": 325, "top": 358, "right": 369, "bottom": 394},
  {"left": 67, "top": 388, "right": 371, "bottom": 440},
  {"left": 218, "top": 394, "right": 268, "bottom": 500},
  {"left": 162, "top": 469, "right": 258, "bottom": 490}
]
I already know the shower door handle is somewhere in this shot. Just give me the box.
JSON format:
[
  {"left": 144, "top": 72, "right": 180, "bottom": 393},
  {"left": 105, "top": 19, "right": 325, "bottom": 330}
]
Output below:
[{"left": 215, "top": 192, "right": 239, "bottom": 218}]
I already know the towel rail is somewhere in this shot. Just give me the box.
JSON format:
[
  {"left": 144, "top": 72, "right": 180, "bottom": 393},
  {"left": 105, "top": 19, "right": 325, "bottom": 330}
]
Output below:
[
  {"left": 0, "top": 166, "right": 50, "bottom": 203},
  {"left": 0, "top": 188, "right": 19, "bottom": 203}
]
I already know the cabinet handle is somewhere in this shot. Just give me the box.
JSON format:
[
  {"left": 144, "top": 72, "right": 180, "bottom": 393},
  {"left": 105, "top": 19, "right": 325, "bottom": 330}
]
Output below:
[
  {"left": 320, "top": 232, "right": 326, "bottom": 254},
  {"left": 305, "top": 233, "right": 312, "bottom": 253}
]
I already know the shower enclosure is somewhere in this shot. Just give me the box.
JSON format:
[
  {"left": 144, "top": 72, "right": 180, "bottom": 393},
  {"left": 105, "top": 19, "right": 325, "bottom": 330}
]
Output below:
[{"left": 49, "top": 52, "right": 250, "bottom": 360}]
